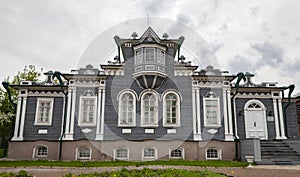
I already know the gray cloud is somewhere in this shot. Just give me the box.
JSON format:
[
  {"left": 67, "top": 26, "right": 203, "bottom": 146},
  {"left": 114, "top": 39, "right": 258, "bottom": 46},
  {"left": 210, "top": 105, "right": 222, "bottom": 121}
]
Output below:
[
  {"left": 249, "top": 6, "right": 259, "bottom": 16},
  {"left": 228, "top": 55, "right": 256, "bottom": 74},
  {"left": 176, "top": 13, "right": 193, "bottom": 25},
  {"left": 251, "top": 40, "right": 284, "bottom": 66},
  {"left": 135, "top": 0, "right": 176, "bottom": 15}
]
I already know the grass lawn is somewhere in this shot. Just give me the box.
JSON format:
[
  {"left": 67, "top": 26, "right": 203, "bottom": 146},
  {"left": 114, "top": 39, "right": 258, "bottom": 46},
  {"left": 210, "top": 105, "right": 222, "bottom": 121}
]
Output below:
[
  {"left": 0, "top": 159, "right": 247, "bottom": 168},
  {"left": 64, "top": 168, "right": 228, "bottom": 177}
]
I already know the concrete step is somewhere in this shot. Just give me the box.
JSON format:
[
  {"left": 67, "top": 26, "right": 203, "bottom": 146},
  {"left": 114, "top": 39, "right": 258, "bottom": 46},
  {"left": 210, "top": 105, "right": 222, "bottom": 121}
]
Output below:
[{"left": 259, "top": 140, "right": 300, "bottom": 165}]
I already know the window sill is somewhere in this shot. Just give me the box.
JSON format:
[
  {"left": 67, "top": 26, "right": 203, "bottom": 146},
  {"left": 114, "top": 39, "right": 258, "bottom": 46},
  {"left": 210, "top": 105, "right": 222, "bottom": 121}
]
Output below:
[
  {"left": 140, "top": 124, "right": 159, "bottom": 128},
  {"left": 118, "top": 124, "right": 136, "bottom": 127},
  {"left": 78, "top": 124, "right": 96, "bottom": 127},
  {"left": 34, "top": 123, "right": 52, "bottom": 126},
  {"left": 204, "top": 124, "right": 222, "bottom": 128},
  {"left": 163, "top": 124, "right": 180, "bottom": 128}
]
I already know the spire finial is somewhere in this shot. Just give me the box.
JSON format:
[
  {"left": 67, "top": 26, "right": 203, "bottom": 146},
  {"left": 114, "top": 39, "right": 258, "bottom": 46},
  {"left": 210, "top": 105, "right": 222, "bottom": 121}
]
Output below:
[{"left": 147, "top": 14, "right": 149, "bottom": 27}]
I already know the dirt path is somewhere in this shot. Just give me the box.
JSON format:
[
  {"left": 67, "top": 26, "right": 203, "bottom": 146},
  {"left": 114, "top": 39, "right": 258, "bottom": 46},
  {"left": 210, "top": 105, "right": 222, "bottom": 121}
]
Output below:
[{"left": 1, "top": 165, "right": 300, "bottom": 177}]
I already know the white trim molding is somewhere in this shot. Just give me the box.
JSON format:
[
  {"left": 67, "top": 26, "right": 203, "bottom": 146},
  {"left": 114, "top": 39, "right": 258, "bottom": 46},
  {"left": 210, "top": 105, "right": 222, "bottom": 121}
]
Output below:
[
  {"left": 117, "top": 90, "right": 137, "bottom": 127},
  {"left": 203, "top": 92, "right": 221, "bottom": 128},
  {"left": 162, "top": 90, "right": 181, "bottom": 127},
  {"left": 76, "top": 146, "right": 92, "bottom": 160},
  {"left": 113, "top": 147, "right": 129, "bottom": 161},
  {"left": 34, "top": 98, "right": 54, "bottom": 126},
  {"left": 142, "top": 147, "right": 157, "bottom": 160},
  {"left": 169, "top": 147, "right": 185, "bottom": 159},
  {"left": 206, "top": 147, "right": 222, "bottom": 160},
  {"left": 140, "top": 90, "right": 159, "bottom": 127},
  {"left": 78, "top": 90, "right": 97, "bottom": 127},
  {"left": 244, "top": 99, "right": 268, "bottom": 140}
]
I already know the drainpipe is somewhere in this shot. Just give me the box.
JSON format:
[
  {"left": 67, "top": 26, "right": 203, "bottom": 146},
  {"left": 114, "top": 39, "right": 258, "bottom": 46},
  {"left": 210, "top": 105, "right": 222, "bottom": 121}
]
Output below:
[
  {"left": 1, "top": 82, "right": 17, "bottom": 158},
  {"left": 231, "top": 73, "right": 246, "bottom": 161},
  {"left": 283, "top": 84, "right": 295, "bottom": 138},
  {"left": 52, "top": 72, "right": 68, "bottom": 160}
]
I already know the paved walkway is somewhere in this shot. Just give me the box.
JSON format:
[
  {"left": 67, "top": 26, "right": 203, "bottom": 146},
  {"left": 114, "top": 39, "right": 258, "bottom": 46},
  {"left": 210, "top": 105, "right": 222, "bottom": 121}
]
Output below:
[{"left": 1, "top": 165, "right": 300, "bottom": 177}]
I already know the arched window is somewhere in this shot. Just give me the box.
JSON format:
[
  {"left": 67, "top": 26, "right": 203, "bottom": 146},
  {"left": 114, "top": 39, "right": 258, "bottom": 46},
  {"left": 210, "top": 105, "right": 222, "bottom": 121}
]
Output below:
[
  {"left": 142, "top": 147, "right": 157, "bottom": 160},
  {"left": 118, "top": 91, "right": 136, "bottom": 126},
  {"left": 114, "top": 148, "right": 129, "bottom": 160},
  {"left": 248, "top": 102, "right": 261, "bottom": 109},
  {"left": 206, "top": 148, "right": 221, "bottom": 160},
  {"left": 169, "top": 147, "right": 184, "bottom": 159},
  {"left": 34, "top": 145, "right": 48, "bottom": 158},
  {"left": 77, "top": 146, "right": 91, "bottom": 160},
  {"left": 163, "top": 91, "right": 181, "bottom": 127},
  {"left": 141, "top": 92, "right": 158, "bottom": 127}
]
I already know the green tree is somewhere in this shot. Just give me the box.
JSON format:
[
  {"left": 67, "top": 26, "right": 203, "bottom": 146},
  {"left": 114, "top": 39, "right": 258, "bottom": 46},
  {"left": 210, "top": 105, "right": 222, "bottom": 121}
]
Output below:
[{"left": 0, "top": 65, "right": 40, "bottom": 157}]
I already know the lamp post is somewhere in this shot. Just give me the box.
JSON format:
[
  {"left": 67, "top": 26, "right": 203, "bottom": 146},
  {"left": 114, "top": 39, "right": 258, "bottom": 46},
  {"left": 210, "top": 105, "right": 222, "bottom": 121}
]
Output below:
[
  {"left": 1, "top": 82, "right": 17, "bottom": 158},
  {"left": 52, "top": 71, "right": 68, "bottom": 160},
  {"left": 231, "top": 72, "right": 246, "bottom": 161}
]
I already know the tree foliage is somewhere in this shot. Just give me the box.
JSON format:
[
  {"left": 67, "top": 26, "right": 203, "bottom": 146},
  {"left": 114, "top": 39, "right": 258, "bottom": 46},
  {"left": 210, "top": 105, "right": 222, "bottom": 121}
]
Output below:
[{"left": 0, "top": 65, "right": 40, "bottom": 148}]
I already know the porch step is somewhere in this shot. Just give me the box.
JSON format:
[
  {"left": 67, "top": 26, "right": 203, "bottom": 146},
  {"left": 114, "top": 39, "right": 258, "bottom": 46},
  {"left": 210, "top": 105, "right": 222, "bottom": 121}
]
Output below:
[{"left": 257, "top": 140, "right": 300, "bottom": 165}]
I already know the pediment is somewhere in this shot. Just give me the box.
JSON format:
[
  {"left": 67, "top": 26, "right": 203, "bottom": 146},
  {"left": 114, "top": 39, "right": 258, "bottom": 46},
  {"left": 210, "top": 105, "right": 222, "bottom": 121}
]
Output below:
[{"left": 139, "top": 27, "right": 161, "bottom": 44}]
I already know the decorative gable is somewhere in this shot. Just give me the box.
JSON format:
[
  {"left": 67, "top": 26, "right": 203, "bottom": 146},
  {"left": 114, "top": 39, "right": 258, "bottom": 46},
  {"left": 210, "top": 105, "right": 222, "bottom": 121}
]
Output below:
[{"left": 139, "top": 27, "right": 161, "bottom": 44}]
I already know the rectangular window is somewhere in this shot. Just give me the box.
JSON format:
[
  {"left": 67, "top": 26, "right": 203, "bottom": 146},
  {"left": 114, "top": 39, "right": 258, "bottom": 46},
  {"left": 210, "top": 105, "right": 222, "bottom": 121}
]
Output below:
[
  {"left": 35, "top": 98, "right": 54, "bottom": 126},
  {"left": 203, "top": 98, "right": 221, "bottom": 127},
  {"left": 79, "top": 97, "right": 97, "bottom": 126},
  {"left": 145, "top": 48, "right": 155, "bottom": 62},
  {"left": 135, "top": 49, "right": 143, "bottom": 65},
  {"left": 157, "top": 50, "right": 165, "bottom": 65}
]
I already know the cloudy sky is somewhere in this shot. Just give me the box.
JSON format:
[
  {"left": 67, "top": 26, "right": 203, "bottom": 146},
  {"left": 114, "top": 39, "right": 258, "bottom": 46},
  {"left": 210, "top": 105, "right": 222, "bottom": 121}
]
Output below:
[{"left": 0, "top": 0, "right": 299, "bottom": 94}]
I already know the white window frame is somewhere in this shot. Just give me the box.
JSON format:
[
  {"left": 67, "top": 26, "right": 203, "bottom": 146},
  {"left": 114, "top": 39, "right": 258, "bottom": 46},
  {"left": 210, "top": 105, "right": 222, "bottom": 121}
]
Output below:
[
  {"left": 203, "top": 96, "right": 221, "bottom": 128},
  {"left": 141, "top": 91, "right": 159, "bottom": 127},
  {"left": 156, "top": 49, "right": 165, "bottom": 65},
  {"left": 135, "top": 48, "right": 143, "bottom": 65},
  {"left": 163, "top": 91, "right": 181, "bottom": 127},
  {"left": 118, "top": 91, "right": 136, "bottom": 127},
  {"left": 114, "top": 147, "right": 129, "bottom": 161},
  {"left": 206, "top": 148, "right": 222, "bottom": 160},
  {"left": 169, "top": 147, "right": 184, "bottom": 159},
  {"left": 142, "top": 147, "right": 157, "bottom": 160},
  {"left": 76, "top": 146, "right": 92, "bottom": 160},
  {"left": 145, "top": 48, "right": 156, "bottom": 62},
  {"left": 33, "top": 145, "right": 48, "bottom": 158},
  {"left": 78, "top": 96, "right": 97, "bottom": 127},
  {"left": 34, "top": 98, "right": 54, "bottom": 126}
]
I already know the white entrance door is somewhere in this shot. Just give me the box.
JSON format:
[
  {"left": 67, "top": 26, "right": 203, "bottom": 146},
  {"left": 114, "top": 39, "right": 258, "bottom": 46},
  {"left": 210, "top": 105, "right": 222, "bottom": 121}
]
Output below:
[{"left": 244, "top": 101, "right": 268, "bottom": 139}]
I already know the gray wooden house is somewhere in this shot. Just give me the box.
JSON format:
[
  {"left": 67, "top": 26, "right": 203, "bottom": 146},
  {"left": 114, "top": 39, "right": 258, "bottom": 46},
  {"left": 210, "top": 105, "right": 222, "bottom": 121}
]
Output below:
[{"left": 8, "top": 28, "right": 300, "bottom": 164}]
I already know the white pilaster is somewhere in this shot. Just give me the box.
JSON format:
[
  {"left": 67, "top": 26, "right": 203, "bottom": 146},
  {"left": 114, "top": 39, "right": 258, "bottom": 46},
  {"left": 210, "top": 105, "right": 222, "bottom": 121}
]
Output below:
[
  {"left": 100, "top": 90, "right": 105, "bottom": 139},
  {"left": 223, "top": 89, "right": 233, "bottom": 141},
  {"left": 195, "top": 89, "right": 201, "bottom": 140},
  {"left": 192, "top": 89, "right": 197, "bottom": 135},
  {"left": 65, "top": 88, "right": 72, "bottom": 134},
  {"left": 12, "top": 97, "right": 22, "bottom": 140},
  {"left": 18, "top": 97, "right": 27, "bottom": 140},
  {"left": 64, "top": 88, "right": 74, "bottom": 140},
  {"left": 69, "top": 88, "right": 76, "bottom": 136},
  {"left": 273, "top": 99, "right": 281, "bottom": 139},
  {"left": 278, "top": 99, "right": 286, "bottom": 139},
  {"left": 96, "top": 88, "right": 102, "bottom": 140},
  {"left": 223, "top": 89, "right": 229, "bottom": 133},
  {"left": 227, "top": 91, "right": 233, "bottom": 137}
]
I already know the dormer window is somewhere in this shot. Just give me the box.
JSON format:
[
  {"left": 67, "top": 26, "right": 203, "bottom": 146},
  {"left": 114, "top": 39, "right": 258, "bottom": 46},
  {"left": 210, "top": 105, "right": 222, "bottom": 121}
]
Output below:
[{"left": 134, "top": 47, "right": 166, "bottom": 65}]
